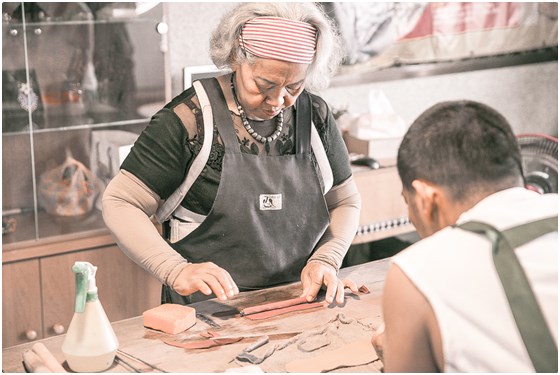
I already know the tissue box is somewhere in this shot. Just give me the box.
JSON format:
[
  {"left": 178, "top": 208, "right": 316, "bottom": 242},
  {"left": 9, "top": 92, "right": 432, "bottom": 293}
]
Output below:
[{"left": 343, "top": 133, "right": 402, "bottom": 161}]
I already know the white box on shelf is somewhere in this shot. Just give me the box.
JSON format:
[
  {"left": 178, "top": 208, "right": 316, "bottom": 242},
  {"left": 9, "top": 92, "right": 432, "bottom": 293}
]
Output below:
[{"left": 343, "top": 132, "right": 403, "bottom": 160}]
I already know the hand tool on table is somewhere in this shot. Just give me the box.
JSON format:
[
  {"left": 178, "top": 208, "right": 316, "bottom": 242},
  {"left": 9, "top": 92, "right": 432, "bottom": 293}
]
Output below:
[
  {"left": 196, "top": 313, "right": 221, "bottom": 329},
  {"left": 115, "top": 355, "right": 142, "bottom": 373},
  {"left": 235, "top": 336, "right": 277, "bottom": 365},
  {"left": 116, "top": 349, "right": 168, "bottom": 373}
]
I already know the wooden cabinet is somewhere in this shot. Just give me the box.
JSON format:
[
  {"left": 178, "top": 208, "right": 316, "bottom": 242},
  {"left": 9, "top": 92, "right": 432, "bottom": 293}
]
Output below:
[
  {"left": 2, "top": 237, "right": 161, "bottom": 348},
  {"left": 352, "top": 165, "right": 414, "bottom": 244},
  {"left": 2, "top": 259, "right": 43, "bottom": 346}
]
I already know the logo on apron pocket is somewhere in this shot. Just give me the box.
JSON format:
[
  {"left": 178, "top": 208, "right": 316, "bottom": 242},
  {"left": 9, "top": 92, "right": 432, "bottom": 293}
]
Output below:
[{"left": 259, "top": 194, "right": 282, "bottom": 210}]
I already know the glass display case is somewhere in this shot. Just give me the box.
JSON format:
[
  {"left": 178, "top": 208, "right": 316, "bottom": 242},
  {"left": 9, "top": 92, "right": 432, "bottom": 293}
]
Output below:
[{"left": 2, "top": 2, "right": 167, "bottom": 245}]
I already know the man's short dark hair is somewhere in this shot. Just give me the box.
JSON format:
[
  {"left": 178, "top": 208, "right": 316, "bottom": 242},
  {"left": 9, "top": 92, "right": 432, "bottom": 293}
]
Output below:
[{"left": 397, "top": 100, "right": 524, "bottom": 201}]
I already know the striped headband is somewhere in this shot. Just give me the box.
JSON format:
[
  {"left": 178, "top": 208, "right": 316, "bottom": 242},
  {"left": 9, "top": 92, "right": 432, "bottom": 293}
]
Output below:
[{"left": 239, "top": 16, "right": 317, "bottom": 64}]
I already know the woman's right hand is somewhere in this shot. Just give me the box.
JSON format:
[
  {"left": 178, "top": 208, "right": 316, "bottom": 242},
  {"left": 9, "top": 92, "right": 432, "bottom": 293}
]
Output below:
[{"left": 172, "top": 262, "right": 239, "bottom": 301}]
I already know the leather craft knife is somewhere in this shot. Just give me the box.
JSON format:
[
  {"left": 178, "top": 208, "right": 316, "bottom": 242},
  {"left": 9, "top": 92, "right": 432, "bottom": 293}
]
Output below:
[{"left": 196, "top": 313, "right": 221, "bottom": 329}]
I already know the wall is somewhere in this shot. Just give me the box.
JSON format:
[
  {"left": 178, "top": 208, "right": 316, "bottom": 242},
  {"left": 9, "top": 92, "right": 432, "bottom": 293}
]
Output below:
[
  {"left": 163, "top": 3, "right": 558, "bottom": 137},
  {"left": 165, "top": 2, "right": 238, "bottom": 96},
  {"left": 319, "top": 61, "right": 558, "bottom": 137},
  {"left": 127, "top": 3, "right": 165, "bottom": 100}
]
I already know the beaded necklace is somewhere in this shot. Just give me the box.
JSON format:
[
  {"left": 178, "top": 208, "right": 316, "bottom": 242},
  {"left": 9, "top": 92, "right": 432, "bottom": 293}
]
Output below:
[{"left": 230, "top": 74, "right": 283, "bottom": 144}]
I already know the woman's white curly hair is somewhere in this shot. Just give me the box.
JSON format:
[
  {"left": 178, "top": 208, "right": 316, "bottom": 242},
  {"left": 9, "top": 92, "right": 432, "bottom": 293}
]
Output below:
[{"left": 209, "top": 2, "right": 344, "bottom": 92}]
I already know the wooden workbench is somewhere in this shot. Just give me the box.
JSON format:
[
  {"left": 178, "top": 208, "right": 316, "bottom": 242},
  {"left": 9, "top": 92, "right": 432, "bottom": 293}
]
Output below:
[{"left": 2, "top": 258, "right": 391, "bottom": 373}]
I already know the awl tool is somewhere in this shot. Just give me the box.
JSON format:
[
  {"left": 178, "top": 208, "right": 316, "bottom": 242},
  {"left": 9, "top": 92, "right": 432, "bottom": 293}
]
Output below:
[{"left": 196, "top": 313, "right": 221, "bottom": 329}]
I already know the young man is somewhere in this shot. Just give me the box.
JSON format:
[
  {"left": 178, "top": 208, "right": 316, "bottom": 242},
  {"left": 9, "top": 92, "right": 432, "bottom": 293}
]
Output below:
[{"left": 375, "top": 100, "right": 557, "bottom": 372}]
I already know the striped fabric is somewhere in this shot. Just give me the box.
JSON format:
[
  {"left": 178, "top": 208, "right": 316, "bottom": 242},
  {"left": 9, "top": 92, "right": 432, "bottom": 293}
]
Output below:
[{"left": 239, "top": 17, "right": 317, "bottom": 64}]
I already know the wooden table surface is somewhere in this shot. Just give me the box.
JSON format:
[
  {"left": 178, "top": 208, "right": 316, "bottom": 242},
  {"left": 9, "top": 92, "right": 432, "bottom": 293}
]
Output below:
[{"left": 2, "top": 258, "right": 391, "bottom": 373}]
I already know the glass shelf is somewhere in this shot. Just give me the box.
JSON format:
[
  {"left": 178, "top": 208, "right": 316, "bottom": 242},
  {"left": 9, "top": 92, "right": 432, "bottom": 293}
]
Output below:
[
  {"left": 2, "top": 2, "right": 166, "bottom": 246},
  {"left": 2, "top": 118, "right": 152, "bottom": 136},
  {"left": 3, "top": 17, "right": 162, "bottom": 27},
  {"left": 2, "top": 210, "right": 107, "bottom": 246},
  {"left": 2, "top": 2, "right": 162, "bottom": 25}
]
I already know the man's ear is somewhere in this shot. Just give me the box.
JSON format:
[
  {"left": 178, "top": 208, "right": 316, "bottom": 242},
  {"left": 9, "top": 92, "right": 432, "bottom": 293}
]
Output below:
[
  {"left": 412, "top": 179, "right": 447, "bottom": 229},
  {"left": 411, "top": 179, "right": 451, "bottom": 232},
  {"left": 411, "top": 179, "right": 438, "bottom": 215}
]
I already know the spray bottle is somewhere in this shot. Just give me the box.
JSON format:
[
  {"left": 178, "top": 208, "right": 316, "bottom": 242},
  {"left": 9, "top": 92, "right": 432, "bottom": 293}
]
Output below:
[{"left": 62, "top": 261, "right": 119, "bottom": 372}]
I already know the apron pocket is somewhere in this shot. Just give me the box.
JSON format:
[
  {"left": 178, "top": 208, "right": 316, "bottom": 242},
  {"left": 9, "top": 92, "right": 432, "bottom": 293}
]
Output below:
[{"left": 170, "top": 218, "right": 200, "bottom": 243}]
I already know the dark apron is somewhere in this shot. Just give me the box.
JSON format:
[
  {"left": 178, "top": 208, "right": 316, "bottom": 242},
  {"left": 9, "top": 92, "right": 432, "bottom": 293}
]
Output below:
[{"left": 163, "top": 78, "right": 330, "bottom": 304}]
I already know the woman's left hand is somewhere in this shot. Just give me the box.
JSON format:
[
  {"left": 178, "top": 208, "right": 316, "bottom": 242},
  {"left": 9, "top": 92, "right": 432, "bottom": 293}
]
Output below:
[{"left": 300, "top": 261, "right": 358, "bottom": 304}]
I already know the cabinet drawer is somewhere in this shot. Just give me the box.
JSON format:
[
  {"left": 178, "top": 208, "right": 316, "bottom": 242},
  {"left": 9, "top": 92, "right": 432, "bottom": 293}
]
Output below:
[{"left": 2, "top": 259, "right": 43, "bottom": 347}]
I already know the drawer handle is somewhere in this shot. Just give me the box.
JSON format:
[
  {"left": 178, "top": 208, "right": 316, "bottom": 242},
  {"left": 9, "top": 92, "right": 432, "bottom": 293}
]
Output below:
[
  {"left": 25, "top": 330, "right": 38, "bottom": 340},
  {"left": 52, "top": 324, "right": 65, "bottom": 335}
]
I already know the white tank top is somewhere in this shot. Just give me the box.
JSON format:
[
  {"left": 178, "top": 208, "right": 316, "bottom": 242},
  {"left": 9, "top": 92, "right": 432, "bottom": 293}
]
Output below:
[{"left": 393, "top": 188, "right": 558, "bottom": 372}]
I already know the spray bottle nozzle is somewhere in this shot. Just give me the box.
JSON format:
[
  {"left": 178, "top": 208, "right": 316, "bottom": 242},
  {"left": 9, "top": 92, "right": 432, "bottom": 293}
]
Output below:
[{"left": 72, "top": 261, "right": 98, "bottom": 313}]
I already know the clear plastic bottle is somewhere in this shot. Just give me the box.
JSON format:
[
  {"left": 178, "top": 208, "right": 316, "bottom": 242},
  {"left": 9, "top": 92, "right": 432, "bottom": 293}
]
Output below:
[{"left": 62, "top": 262, "right": 119, "bottom": 372}]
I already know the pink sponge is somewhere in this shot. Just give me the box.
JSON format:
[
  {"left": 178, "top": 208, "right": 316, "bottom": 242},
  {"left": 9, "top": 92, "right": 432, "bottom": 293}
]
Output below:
[{"left": 143, "top": 303, "right": 196, "bottom": 334}]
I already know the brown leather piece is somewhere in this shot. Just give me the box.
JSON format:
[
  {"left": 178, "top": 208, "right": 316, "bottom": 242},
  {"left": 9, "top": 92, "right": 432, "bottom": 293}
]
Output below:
[
  {"left": 358, "top": 284, "right": 370, "bottom": 294},
  {"left": 244, "top": 301, "right": 325, "bottom": 320},
  {"left": 240, "top": 296, "right": 308, "bottom": 316},
  {"left": 285, "top": 339, "right": 378, "bottom": 372}
]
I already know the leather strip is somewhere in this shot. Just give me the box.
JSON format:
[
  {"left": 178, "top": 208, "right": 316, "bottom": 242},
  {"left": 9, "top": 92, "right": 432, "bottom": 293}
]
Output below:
[
  {"left": 244, "top": 301, "right": 326, "bottom": 320},
  {"left": 241, "top": 296, "right": 308, "bottom": 316}
]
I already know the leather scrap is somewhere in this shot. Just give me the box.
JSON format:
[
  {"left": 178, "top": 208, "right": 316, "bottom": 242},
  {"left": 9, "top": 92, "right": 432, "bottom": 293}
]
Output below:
[
  {"left": 163, "top": 337, "right": 243, "bottom": 349},
  {"left": 252, "top": 314, "right": 378, "bottom": 372},
  {"left": 342, "top": 278, "right": 370, "bottom": 294},
  {"left": 200, "top": 330, "right": 220, "bottom": 338},
  {"left": 285, "top": 339, "right": 378, "bottom": 373},
  {"left": 358, "top": 285, "right": 370, "bottom": 294},
  {"left": 237, "top": 347, "right": 277, "bottom": 365},
  {"left": 244, "top": 301, "right": 325, "bottom": 320},
  {"left": 297, "top": 334, "right": 331, "bottom": 353}
]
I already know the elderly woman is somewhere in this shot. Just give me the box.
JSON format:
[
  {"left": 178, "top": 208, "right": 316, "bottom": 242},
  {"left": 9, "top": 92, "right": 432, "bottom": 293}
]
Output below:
[{"left": 103, "top": 3, "right": 361, "bottom": 305}]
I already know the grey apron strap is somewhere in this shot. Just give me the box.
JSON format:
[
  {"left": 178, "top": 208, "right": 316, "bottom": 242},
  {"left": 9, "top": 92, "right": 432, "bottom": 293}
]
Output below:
[
  {"left": 457, "top": 216, "right": 558, "bottom": 373},
  {"left": 295, "top": 92, "right": 311, "bottom": 155},
  {"left": 296, "top": 92, "right": 333, "bottom": 193},
  {"left": 199, "top": 78, "right": 240, "bottom": 152},
  {"left": 310, "top": 123, "right": 333, "bottom": 194},
  {"left": 154, "top": 80, "right": 214, "bottom": 223}
]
